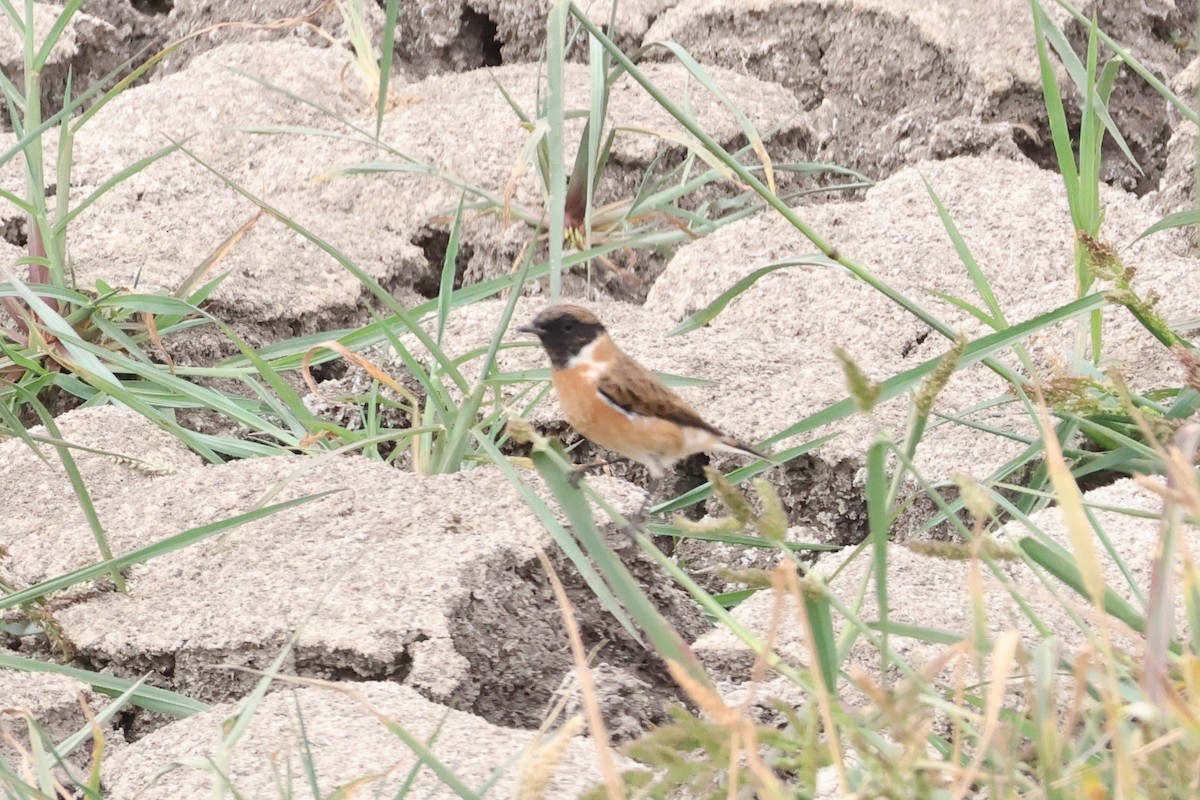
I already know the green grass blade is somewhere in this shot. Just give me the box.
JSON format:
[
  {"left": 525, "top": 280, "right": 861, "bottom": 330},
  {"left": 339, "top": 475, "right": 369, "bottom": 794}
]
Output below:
[
  {"left": 292, "top": 693, "right": 322, "bottom": 800},
  {"left": 474, "top": 432, "right": 639, "bottom": 639},
  {"left": 923, "top": 176, "right": 1007, "bottom": 326},
  {"left": 927, "top": 289, "right": 1001, "bottom": 329},
  {"left": 1018, "top": 537, "right": 1145, "bottom": 635},
  {"left": 23, "top": 714, "right": 58, "bottom": 797},
  {"left": 654, "top": 434, "right": 838, "bottom": 516},
  {"left": 803, "top": 578, "right": 840, "bottom": 695},
  {"left": 1076, "top": 15, "right": 1102, "bottom": 240},
  {"left": 1095, "top": 56, "right": 1136, "bottom": 170},
  {"left": 92, "top": 292, "right": 205, "bottom": 316},
  {"left": 766, "top": 293, "right": 1109, "bottom": 447},
  {"left": 0, "top": 652, "right": 208, "bottom": 716},
  {"left": 489, "top": 69, "right": 530, "bottom": 125},
  {"left": 0, "top": 282, "right": 89, "bottom": 306},
  {"left": 229, "top": 69, "right": 418, "bottom": 163},
  {"left": 63, "top": 339, "right": 297, "bottom": 448},
  {"left": 1030, "top": 0, "right": 1080, "bottom": 216},
  {"left": 579, "top": 32, "right": 607, "bottom": 264},
  {"left": 368, "top": 306, "right": 451, "bottom": 431},
  {"left": 546, "top": 0, "right": 569, "bottom": 299},
  {"left": 232, "top": 238, "right": 637, "bottom": 369},
  {"left": 1053, "top": 0, "right": 1199, "bottom": 127},
  {"left": 667, "top": 293, "right": 1107, "bottom": 518},
  {"left": 866, "top": 440, "right": 889, "bottom": 680},
  {"left": 13, "top": 386, "right": 124, "bottom": 590},
  {"left": 52, "top": 673, "right": 146, "bottom": 759},
  {"left": 0, "top": 0, "right": 23, "bottom": 33},
  {"left": 0, "top": 386, "right": 50, "bottom": 460},
  {"left": 436, "top": 195, "right": 465, "bottom": 347},
  {"left": 211, "top": 639, "right": 305, "bottom": 785},
  {"left": 866, "top": 620, "right": 964, "bottom": 646},
  {"left": 651, "top": 40, "right": 777, "bottom": 192},
  {"left": 205, "top": 317, "right": 320, "bottom": 439},
  {"left": 0, "top": 491, "right": 336, "bottom": 609},
  {"left": 32, "top": 0, "right": 84, "bottom": 70},
  {"left": 1130, "top": 208, "right": 1200, "bottom": 245},
  {"left": 374, "top": 717, "right": 481, "bottom": 800},
  {"left": 667, "top": 256, "right": 839, "bottom": 336},
  {"left": 436, "top": 223, "right": 541, "bottom": 472},
  {"left": 52, "top": 142, "right": 181, "bottom": 233},
  {"left": 1, "top": 269, "right": 121, "bottom": 386},
  {"left": 486, "top": 365, "right": 712, "bottom": 388},
  {"left": 531, "top": 447, "right": 713, "bottom": 689},
  {"left": 646, "top": 522, "right": 838, "bottom": 551},
  {"left": 0, "top": 68, "right": 111, "bottom": 171},
  {"left": 389, "top": 711, "right": 447, "bottom": 798},
  {"left": 72, "top": 41, "right": 181, "bottom": 132},
  {"left": 0, "top": 185, "right": 34, "bottom": 215},
  {"left": 375, "top": 0, "right": 398, "bottom": 139},
  {"left": 172, "top": 141, "right": 471, "bottom": 394},
  {"left": 1039, "top": 8, "right": 1140, "bottom": 174}
]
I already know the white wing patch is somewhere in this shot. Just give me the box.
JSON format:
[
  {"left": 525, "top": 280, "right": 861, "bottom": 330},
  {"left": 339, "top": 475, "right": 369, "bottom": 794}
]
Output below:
[{"left": 598, "top": 388, "right": 640, "bottom": 420}]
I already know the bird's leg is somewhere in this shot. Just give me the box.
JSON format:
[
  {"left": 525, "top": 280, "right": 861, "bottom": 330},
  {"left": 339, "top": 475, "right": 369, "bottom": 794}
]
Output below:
[
  {"left": 627, "top": 475, "right": 662, "bottom": 531},
  {"left": 567, "top": 456, "right": 630, "bottom": 488}
]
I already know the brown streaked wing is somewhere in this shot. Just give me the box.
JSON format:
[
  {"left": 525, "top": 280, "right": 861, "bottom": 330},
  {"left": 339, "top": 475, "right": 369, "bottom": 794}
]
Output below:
[{"left": 597, "top": 353, "right": 724, "bottom": 437}]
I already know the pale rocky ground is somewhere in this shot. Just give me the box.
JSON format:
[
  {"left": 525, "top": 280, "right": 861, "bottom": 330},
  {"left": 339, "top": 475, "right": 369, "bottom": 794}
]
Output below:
[
  {"left": 0, "top": 0, "right": 1197, "bottom": 797},
  {"left": 100, "top": 682, "right": 625, "bottom": 800}
]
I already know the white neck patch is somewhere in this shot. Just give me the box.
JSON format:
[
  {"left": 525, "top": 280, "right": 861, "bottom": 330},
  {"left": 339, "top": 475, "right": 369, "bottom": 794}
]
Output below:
[{"left": 566, "top": 339, "right": 605, "bottom": 372}]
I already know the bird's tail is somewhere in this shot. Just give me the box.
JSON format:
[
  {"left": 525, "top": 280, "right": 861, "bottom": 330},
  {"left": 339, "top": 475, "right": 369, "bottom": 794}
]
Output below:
[{"left": 715, "top": 436, "right": 773, "bottom": 463}]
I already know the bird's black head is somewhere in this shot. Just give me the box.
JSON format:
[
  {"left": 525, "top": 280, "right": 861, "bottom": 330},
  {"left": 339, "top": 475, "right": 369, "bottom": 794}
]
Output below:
[{"left": 518, "top": 304, "right": 606, "bottom": 369}]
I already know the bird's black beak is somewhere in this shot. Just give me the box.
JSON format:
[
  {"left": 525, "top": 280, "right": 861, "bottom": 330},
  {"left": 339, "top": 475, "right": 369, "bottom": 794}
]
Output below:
[{"left": 517, "top": 322, "right": 543, "bottom": 336}]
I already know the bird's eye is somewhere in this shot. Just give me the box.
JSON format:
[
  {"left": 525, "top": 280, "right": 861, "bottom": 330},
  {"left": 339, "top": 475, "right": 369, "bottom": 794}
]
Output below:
[{"left": 562, "top": 322, "right": 574, "bottom": 332}]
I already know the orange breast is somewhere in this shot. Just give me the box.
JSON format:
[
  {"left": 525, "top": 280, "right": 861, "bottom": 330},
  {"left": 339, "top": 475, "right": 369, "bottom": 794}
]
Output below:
[{"left": 551, "top": 365, "right": 688, "bottom": 464}]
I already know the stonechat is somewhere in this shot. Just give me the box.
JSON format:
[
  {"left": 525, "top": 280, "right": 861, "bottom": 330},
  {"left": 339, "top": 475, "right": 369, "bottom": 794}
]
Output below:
[{"left": 519, "top": 304, "right": 768, "bottom": 516}]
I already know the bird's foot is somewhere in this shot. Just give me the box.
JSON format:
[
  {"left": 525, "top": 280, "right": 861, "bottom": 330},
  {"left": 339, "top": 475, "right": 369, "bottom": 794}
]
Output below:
[
  {"left": 622, "top": 478, "right": 660, "bottom": 533},
  {"left": 566, "top": 456, "right": 630, "bottom": 489},
  {"left": 624, "top": 509, "right": 648, "bottom": 533},
  {"left": 567, "top": 466, "right": 589, "bottom": 489}
]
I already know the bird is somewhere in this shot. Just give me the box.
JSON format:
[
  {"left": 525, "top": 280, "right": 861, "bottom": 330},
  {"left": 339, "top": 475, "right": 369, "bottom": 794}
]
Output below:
[{"left": 518, "top": 303, "right": 768, "bottom": 520}]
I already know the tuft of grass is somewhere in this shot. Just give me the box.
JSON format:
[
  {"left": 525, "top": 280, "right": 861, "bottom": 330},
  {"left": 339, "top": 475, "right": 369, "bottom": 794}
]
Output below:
[
  {"left": 5, "top": 1, "right": 1200, "bottom": 796},
  {"left": 321, "top": 6, "right": 867, "bottom": 300},
  {"left": 547, "top": 4, "right": 1200, "bottom": 797},
  {"left": 332, "top": 0, "right": 401, "bottom": 131}
]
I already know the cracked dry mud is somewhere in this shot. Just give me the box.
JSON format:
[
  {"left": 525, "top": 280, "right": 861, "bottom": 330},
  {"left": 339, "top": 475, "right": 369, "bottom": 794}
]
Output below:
[{"left": 1, "top": 0, "right": 1198, "bottom": 796}]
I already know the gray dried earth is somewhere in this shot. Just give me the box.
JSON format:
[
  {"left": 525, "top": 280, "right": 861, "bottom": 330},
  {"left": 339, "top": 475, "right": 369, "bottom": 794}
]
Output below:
[{"left": 0, "top": 1, "right": 1197, "bottom": 797}]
